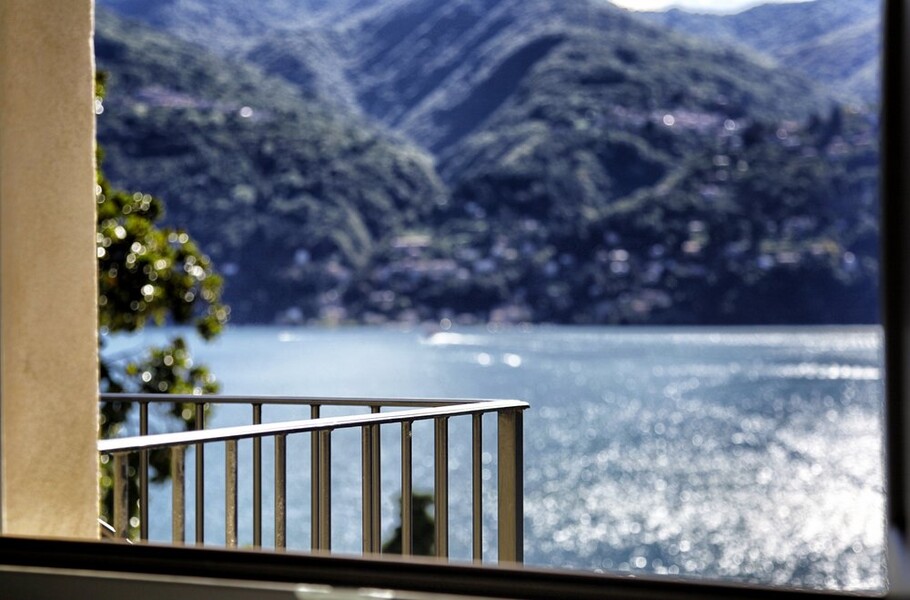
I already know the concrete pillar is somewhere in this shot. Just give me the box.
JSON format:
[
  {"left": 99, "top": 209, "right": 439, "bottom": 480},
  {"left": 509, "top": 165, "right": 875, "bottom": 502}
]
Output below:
[{"left": 0, "top": 0, "right": 99, "bottom": 538}]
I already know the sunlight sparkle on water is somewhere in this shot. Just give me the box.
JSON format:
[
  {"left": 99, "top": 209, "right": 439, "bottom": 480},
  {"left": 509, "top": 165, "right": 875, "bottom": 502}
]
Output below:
[
  {"left": 111, "top": 326, "right": 884, "bottom": 591},
  {"left": 503, "top": 353, "right": 523, "bottom": 368}
]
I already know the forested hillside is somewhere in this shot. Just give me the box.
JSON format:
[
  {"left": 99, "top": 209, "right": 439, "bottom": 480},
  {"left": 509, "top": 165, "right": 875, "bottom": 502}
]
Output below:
[
  {"left": 247, "top": 0, "right": 825, "bottom": 151},
  {"left": 646, "top": 0, "right": 880, "bottom": 104},
  {"left": 94, "top": 0, "right": 880, "bottom": 325},
  {"left": 96, "top": 9, "right": 447, "bottom": 322},
  {"left": 96, "top": 0, "right": 368, "bottom": 52}
]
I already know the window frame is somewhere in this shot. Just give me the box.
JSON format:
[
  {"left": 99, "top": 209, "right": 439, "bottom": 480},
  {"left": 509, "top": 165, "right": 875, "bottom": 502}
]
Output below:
[{"left": 0, "top": 0, "right": 900, "bottom": 597}]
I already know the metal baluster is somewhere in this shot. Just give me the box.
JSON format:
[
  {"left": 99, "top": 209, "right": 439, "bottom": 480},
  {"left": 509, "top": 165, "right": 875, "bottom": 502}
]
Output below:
[
  {"left": 370, "top": 406, "right": 381, "bottom": 553},
  {"left": 401, "top": 421, "right": 413, "bottom": 556},
  {"left": 195, "top": 403, "right": 205, "bottom": 544},
  {"left": 139, "top": 400, "right": 149, "bottom": 541},
  {"left": 497, "top": 409, "right": 524, "bottom": 563},
  {"left": 317, "top": 430, "right": 332, "bottom": 551},
  {"left": 473, "top": 413, "right": 483, "bottom": 562},
  {"left": 172, "top": 445, "right": 185, "bottom": 544},
  {"left": 112, "top": 453, "right": 129, "bottom": 539},
  {"left": 434, "top": 417, "right": 449, "bottom": 559},
  {"left": 225, "top": 439, "right": 238, "bottom": 547},
  {"left": 274, "top": 434, "right": 287, "bottom": 549},
  {"left": 310, "top": 404, "right": 321, "bottom": 550},
  {"left": 252, "top": 403, "right": 262, "bottom": 547},
  {"left": 361, "top": 425, "right": 374, "bottom": 554}
]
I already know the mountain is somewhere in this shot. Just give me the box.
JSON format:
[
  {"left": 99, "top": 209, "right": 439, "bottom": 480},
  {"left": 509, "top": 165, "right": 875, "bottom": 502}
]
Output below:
[
  {"left": 645, "top": 0, "right": 880, "bottom": 104},
  {"left": 244, "top": 0, "right": 826, "bottom": 154},
  {"left": 245, "top": 28, "right": 361, "bottom": 115},
  {"left": 95, "top": 9, "right": 447, "bottom": 322},
  {"left": 100, "top": 0, "right": 829, "bottom": 149},
  {"left": 96, "top": 0, "right": 356, "bottom": 52},
  {"left": 94, "top": 1, "right": 879, "bottom": 325},
  {"left": 327, "top": 2, "right": 874, "bottom": 324}
]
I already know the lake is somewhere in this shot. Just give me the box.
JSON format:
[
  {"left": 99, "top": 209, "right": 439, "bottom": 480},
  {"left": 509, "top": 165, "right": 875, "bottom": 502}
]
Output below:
[{"left": 104, "top": 325, "right": 885, "bottom": 591}]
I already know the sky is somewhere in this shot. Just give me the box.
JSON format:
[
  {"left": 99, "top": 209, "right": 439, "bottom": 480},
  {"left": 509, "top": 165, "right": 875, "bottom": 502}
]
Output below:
[{"left": 609, "top": 0, "right": 813, "bottom": 14}]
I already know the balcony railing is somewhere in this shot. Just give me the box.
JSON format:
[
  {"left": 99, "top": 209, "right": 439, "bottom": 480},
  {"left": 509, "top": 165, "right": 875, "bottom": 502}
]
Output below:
[{"left": 98, "top": 393, "right": 528, "bottom": 563}]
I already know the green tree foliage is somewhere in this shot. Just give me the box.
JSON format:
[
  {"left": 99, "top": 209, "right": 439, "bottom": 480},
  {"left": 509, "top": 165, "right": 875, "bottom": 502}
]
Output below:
[{"left": 96, "top": 71, "right": 229, "bottom": 531}]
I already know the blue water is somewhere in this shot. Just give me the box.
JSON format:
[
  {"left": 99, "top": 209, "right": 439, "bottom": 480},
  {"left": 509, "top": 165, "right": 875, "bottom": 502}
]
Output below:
[{"left": 104, "top": 325, "right": 885, "bottom": 591}]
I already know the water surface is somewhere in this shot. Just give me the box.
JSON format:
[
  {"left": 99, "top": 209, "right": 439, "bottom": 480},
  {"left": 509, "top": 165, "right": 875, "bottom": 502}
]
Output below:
[{"left": 105, "top": 325, "right": 885, "bottom": 591}]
